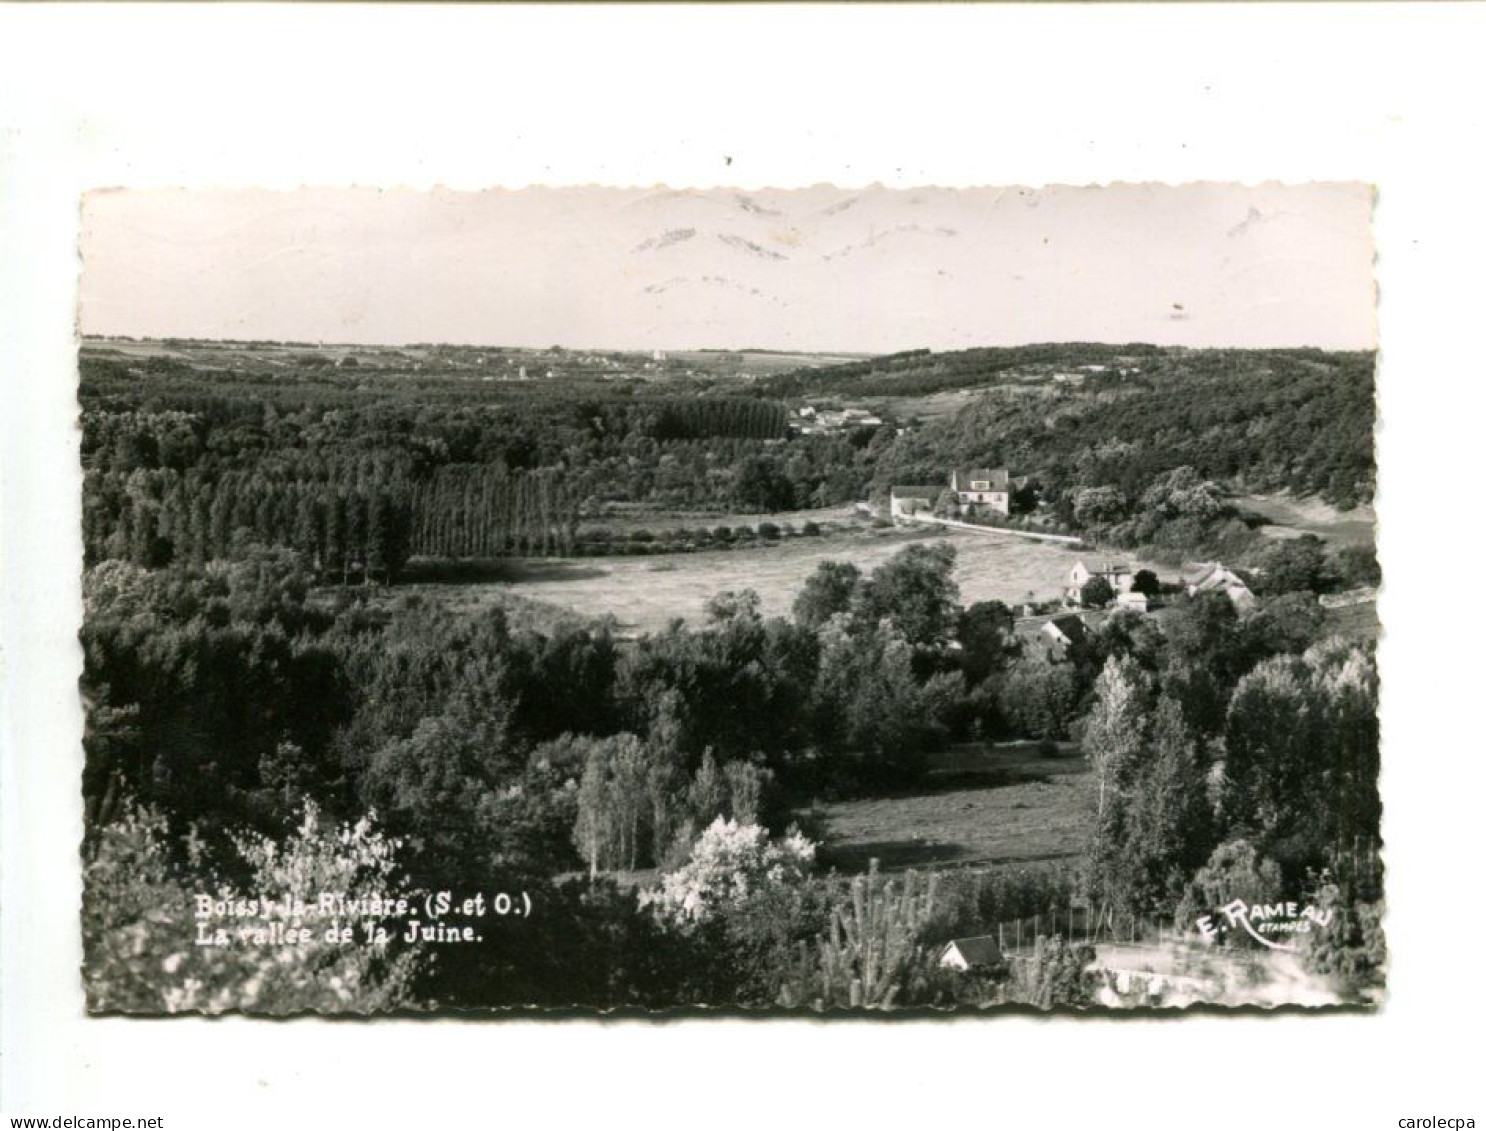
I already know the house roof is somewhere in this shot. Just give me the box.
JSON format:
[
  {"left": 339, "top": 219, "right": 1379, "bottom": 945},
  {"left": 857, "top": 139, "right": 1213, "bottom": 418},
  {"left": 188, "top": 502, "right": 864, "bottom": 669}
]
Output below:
[
  {"left": 890, "top": 485, "right": 941, "bottom": 498},
  {"left": 943, "top": 936, "right": 1002, "bottom": 967},
  {"left": 1048, "top": 614, "right": 1089, "bottom": 644},
  {"left": 1187, "top": 563, "right": 1225, "bottom": 588},
  {"left": 1190, "top": 562, "right": 1256, "bottom": 592},
  {"left": 959, "top": 468, "right": 1010, "bottom": 490}
]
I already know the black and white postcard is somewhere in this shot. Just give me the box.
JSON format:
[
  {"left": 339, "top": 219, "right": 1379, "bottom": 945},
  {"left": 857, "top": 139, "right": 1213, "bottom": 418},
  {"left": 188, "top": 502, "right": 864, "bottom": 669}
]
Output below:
[{"left": 74, "top": 183, "right": 1382, "bottom": 1013}]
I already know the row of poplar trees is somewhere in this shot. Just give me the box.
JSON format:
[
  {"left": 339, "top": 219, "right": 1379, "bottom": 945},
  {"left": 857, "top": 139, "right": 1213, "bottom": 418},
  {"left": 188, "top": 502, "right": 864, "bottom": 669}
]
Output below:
[{"left": 83, "top": 464, "right": 581, "bottom": 581}]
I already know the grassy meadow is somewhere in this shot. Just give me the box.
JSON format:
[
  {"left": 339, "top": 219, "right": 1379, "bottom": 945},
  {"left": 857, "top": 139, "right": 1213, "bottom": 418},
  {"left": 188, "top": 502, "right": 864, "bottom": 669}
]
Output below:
[
  {"left": 815, "top": 742, "right": 1094, "bottom": 874},
  {"left": 399, "top": 524, "right": 1156, "bottom": 637}
]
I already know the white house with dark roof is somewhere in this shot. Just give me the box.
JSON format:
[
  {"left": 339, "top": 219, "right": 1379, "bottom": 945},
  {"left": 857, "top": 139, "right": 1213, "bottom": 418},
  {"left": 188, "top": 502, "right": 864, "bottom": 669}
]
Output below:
[
  {"left": 950, "top": 468, "right": 1011, "bottom": 516},
  {"left": 1042, "top": 613, "right": 1090, "bottom": 650},
  {"left": 939, "top": 935, "right": 1003, "bottom": 971},
  {"left": 1068, "top": 559, "right": 1135, "bottom": 604},
  {"left": 1186, "top": 562, "right": 1258, "bottom": 610},
  {"left": 889, "top": 485, "right": 941, "bottom": 520}
]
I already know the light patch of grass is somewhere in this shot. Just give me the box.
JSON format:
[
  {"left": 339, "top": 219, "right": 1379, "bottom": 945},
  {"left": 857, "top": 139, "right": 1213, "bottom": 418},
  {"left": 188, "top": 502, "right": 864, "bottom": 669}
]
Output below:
[
  {"left": 460, "top": 526, "right": 1151, "bottom": 637},
  {"left": 814, "top": 742, "right": 1094, "bottom": 875},
  {"left": 1236, "top": 492, "right": 1376, "bottom": 548}
]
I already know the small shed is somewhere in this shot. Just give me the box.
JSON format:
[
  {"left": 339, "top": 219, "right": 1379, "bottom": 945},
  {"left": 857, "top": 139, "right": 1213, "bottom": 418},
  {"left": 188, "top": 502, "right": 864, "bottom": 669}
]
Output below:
[
  {"left": 1186, "top": 562, "right": 1258, "bottom": 610},
  {"left": 1042, "top": 613, "right": 1089, "bottom": 649},
  {"left": 939, "top": 935, "right": 1003, "bottom": 971},
  {"left": 889, "top": 485, "right": 941, "bottom": 520}
]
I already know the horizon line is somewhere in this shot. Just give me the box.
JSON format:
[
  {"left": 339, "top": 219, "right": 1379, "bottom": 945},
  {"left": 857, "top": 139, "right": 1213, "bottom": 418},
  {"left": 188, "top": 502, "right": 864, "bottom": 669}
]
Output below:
[{"left": 79, "top": 334, "right": 1378, "bottom": 355}]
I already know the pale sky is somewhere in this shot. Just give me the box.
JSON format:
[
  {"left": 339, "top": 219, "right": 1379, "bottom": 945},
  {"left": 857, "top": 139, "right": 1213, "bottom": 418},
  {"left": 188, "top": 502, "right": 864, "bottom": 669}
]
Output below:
[{"left": 79, "top": 183, "right": 1376, "bottom": 353}]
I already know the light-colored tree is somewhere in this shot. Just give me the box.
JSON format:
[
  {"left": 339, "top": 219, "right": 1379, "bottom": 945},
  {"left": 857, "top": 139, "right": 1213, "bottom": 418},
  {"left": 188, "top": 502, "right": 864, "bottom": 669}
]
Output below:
[
  {"left": 644, "top": 817, "right": 814, "bottom": 926},
  {"left": 574, "top": 743, "right": 616, "bottom": 880},
  {"left": 1083, "top": 655, "right": 1153, "bottom": 823},
  {"left": 83, "top": 800, "right": 424, "bottom": 1014}
]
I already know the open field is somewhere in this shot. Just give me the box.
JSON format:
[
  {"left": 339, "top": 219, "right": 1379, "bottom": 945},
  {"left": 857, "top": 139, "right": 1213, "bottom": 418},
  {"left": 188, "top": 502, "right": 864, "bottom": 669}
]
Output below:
[
  {"left": 668, "top": 349, "right": 873, "bottom": 375},
  {"left": 1323, "top": 597, "right": 1381, "bottom": 642},
  {"left": 815, "top": 742, "right": 1093, "bottom": 874},
  {"left": 1236, "top": 492, "right": 1376, "bottom": 548},
  {"left": 404, "top": 525, "right": 1153, "bottom": 637},
  {"left": 857, "top": 379, "right": 1056, "bottom": 424}
]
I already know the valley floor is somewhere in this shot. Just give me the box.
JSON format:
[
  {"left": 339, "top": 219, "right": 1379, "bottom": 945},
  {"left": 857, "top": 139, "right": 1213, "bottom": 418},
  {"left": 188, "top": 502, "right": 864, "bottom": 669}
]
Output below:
[{"left": 402, "top": 525, "right": 1156, "bottom": 637}]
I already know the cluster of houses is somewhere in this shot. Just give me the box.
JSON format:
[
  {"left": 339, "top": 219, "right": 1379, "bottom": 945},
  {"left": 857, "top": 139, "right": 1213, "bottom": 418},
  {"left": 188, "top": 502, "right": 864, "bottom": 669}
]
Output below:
[
  {"left": 1183, "top": 561, "right": 1257, "bottom": 610},
  {"left": 795, "top": 405, "right": 885, "bottom": 434},
  {"left": 1034, "top": 557, "right": 1261, "bottom": 659},
  {"left": 1066, "top": 559, "right": 1151, "bottom": 613},
  {"left": 889, "top": 467, "right": 1013, "bottom": 520},
  {"left": 885, "top": 467, "right": 1266, "bottom": 663}
]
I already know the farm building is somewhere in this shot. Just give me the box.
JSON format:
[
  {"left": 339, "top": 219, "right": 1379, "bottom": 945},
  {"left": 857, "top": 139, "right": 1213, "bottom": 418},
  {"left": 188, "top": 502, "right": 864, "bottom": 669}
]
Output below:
[
  {"left": 1042, "top": 613, "right": 1089, "bottom": 650},
  {"left": 1186, "top": 562, "right": 1258, "bottom": 610},
  {"left": 950, "top": 467, "right": 1011, "bottom": 516},
  {"left": 802, "top": 407, "right": 884, "bottom": 433},
  {"left": 889, "top": 485, "right": 940, "bottom": 520},
  {"left": 1067, "top": 559, "right": 1135, "bottom": 604},
  {"left": 938, "top": 935, "right": 1003, "bottom": 972},
  {"left": 1115, "top": 590, "right": 1150, "bottom": 614}
]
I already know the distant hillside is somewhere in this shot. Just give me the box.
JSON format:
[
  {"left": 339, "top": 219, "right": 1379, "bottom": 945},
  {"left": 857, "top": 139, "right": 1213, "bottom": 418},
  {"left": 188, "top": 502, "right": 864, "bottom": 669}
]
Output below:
[
  {"left": 757, "top": 343, "right": 1154, "bottom": 399},
  {"left": 766, "top": 345, "right": 1374, "bottom": 511}
]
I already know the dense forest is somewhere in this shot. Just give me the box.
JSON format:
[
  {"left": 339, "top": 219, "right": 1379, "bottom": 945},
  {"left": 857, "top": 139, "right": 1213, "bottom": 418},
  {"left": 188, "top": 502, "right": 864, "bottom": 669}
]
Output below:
[{"left": 867, "top": 348, "right": 1376, "bottom": 510}]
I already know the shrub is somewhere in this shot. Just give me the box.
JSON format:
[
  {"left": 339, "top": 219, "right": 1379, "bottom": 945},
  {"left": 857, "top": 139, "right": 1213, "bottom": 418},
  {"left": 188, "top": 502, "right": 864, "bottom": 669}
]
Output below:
[
  {"left": 758, "top": 522, "right": 781, "bottom": 540},
  {"left": 643, "top": 818, "right": 815, "bottom": 927},
  {"left": 82, "top": 800, "right": 424, "bottom": 1014}
]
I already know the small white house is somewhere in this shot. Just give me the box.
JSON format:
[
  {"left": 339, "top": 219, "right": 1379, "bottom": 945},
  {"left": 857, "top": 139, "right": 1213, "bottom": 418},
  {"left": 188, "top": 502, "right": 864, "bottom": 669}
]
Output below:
[
  {"left": 1186, "top": 562, "right": 1257, "bottom": 610},
  {"left": 939, "top": 935, "right": 1003, "bottom": 971},
  {"left": 1042, "top": 613, "right": 1089, "bottom": 650},
  {"left": 1068, "top": 559, "right": 1135, "bottom": 604},
  {"left": 950, "top": 468, "right": 1011, "bottom": 516},
  {"left": 1115, "top": 590, "right": 1150, "bottom": 614},
  {"left": 889, "top": 485, "right": 940, "bottom": 520}
]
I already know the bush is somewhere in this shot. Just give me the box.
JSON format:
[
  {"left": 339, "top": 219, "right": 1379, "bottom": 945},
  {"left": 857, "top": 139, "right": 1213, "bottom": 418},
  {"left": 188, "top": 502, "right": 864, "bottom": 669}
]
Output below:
[
  {"left": 82, "top": 800, "right": 424, "bottom": 1014},
  {"left": 758, "top": 522, "right": 781, "bottom": 540},
  {"left": 643, "top": 818, "right": 815, "bottom": 927},
  {"left": 801, "top": 521, "right": 822, "bottom": 536}
]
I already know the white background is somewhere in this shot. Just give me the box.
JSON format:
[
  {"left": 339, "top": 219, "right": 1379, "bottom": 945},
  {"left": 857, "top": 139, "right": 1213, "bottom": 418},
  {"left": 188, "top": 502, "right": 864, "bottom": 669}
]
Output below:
[{"left": 1, "top": 4, "right": 1482, "bottom": 1128}]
